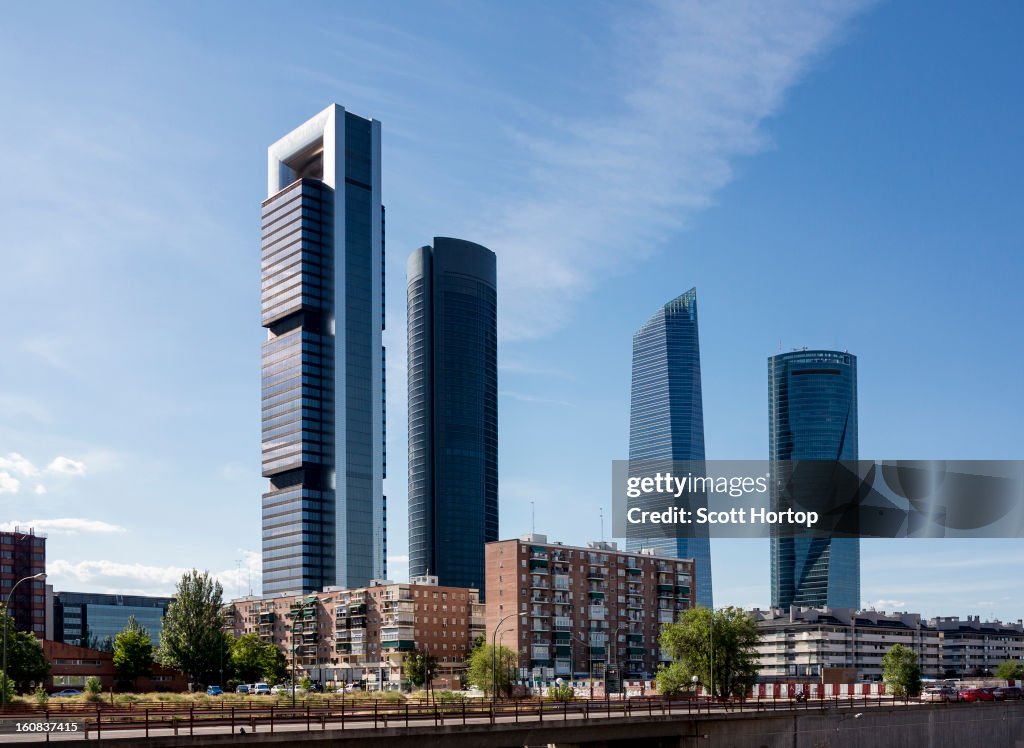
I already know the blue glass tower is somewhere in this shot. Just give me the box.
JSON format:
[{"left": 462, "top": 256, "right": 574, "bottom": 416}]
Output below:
[
  {"left": 768, "top": 350, "right": 859, "bottom": 610},
  {"left": 260, "top": 105, "right": 386, "bottom": 594},
  {"left": 627, "top": 288, "right": 713, "bottom": 609},
  {"left": 407, "top": 239, "right": 498, "bottom": 593}
]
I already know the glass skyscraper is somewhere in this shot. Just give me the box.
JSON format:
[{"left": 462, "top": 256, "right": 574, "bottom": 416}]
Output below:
[
  {"left": 261, "top": 104, "right": 386, "bottom": 594},
  {"left": 768, "top": 349, "right": 859, "bottom": 610},
  {"left": 627, "top": 288, "right": 713, "bottom": 609},
  {"left": 406, "top": 238, "right": 498, "bottom": 593}
]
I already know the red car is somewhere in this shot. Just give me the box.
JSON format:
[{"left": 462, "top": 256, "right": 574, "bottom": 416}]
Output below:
[{"left": 959, "top": 687, "right": 996, "bottom": 702}]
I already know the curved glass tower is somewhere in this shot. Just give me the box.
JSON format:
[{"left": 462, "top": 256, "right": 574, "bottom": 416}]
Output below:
[
  {"left": 260, "top": 104, "right": 386, "bottom": 595},
  {"left": 769, "top": 349, "right": 859, "bottom": 610},
  {"left": 626, "top": 288, "right": 713, "bottom": 609},
  {"left": 407, "top": 238, "right": 498, "bottom": 593}
]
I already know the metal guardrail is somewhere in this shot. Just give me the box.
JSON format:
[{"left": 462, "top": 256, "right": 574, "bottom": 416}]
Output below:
[{"left": 5, "top": 693, "right": 1014, "bottom": 740}]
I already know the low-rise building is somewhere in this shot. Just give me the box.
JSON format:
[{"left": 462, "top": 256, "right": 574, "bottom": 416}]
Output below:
[
  {"left": 52, "top": 592, "right": 174, "bottom": 649},
  {"left": 484, "top": 535, "right": 696, "bottom": 685},
  {"left": 44, "top": 641, "right": 186, "bottom": 692},
  {"left": 930, "top": 615, "right": 1024, "bottom": 677},
  {"left": 751, "top": 607, "right": 943, "bottom": 681},
  {"left": 225, "top": 576, "right": 484, "bottom": 690}
]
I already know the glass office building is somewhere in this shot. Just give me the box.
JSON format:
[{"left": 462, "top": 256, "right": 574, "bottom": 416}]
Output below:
[
  {"left": 407, "top": 239, "right": 498, "bottom": 593},
  {"left": 261, "top": 104, "right": 386, "bottom": 594},
  {"left": 768, "top": 349, "right": 859, "bottom": 610},
  {"left": 53, "top": 592, "right": 172, "bottom": 648},
  {"left": 626, "top": 288, "right": 713, "bottom": 609}
]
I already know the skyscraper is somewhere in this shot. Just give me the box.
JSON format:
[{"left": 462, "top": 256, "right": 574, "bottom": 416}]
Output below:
[
  {"left": 407, "top": 238, "right": 498, "bottom": 592},
  {"left": 627, "top": 288, "right": 713, "bottom": 609},
  {"left": 260, "top": 104, "right": 386, "bottom": 595},
  {"left": 768, "top": 349, "right": 859, "bottom": 610}
]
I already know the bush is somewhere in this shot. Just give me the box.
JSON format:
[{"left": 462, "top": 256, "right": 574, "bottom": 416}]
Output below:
[
  {"left": 84, "top": 676, "right": 103, "bottom": 702},
  {"left": 546, "top": 683, "right": 574, "bottom": 702},
  {"left": 34, "top": 686, "right": 48, "bottom": 705},
  {"left": 0, "top": 673, "right": 14, "bottom": 703}
]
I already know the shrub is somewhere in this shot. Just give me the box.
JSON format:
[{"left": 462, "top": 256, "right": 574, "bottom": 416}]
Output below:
[
  {"left": 34, "top": 686, "right": 48, "bottom": 705},
  {"left": 546, "top": 683, "right": 574, "bottom": 702},
  {"left": 84, "top": 676, "right": 103, "bottom": 702}
]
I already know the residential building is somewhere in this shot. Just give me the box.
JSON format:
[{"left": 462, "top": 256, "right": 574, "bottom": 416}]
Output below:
[
  {"left": 225, "top": 576, "right": 484, "bottom": 690},
  {"left": 768, "top": 349, "right": 859, "bottom": 610},
  {"left": 485, "top": 535, "right": 696, "bottom": 685},
  {"left": 751, "top": 607, "right": 942, "bottom": 681},
  {"left": 261, "top": 103, "right": 386, "bottom": 594},
  {"left": 626, "top": 289, "right": 713, "bottom": 608},
  {"left": 407, "top": 238, "right": 498, "bottom": 593},
  {"left": 931, "top": 615, "right": 1024, "bottom": 677},
  {"left": 52, "top": 592, "right": 173, "bottom": 649},
  {"left": 0, "top": 527, "right": 46, "bottom": 637}
]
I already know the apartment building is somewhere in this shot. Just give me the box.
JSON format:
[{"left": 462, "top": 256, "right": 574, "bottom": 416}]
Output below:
[
  {"left": 484, "top": 535, "right": 696, "bottom": 684},
  {"left": 225, "top": 576, "right": 484, "bottom": 689},
  {"left": 751, "top": 607, "right": 943, "bottom": 680},
  {"left": 0, "top": 527, "right": 46, "bottom": 637},
  {"left": 930, "top": 615, "right": 1024, "bottom": 677}
]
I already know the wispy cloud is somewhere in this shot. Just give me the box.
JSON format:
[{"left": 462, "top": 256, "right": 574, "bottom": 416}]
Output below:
[
  {"left": 865, "top": 599, "right": 907, "bottom": 611},
  {"left": 500, "top": 390, "right": 572, "bottom": 407},
  {"left": 0, "top": 452, "right": 90, "bottom": 495},
  {"left": 472, "top": 0, "right": 872, "bottom": 340},
  {"left": 1, "top": 518, "right": 125, "bottom": 535},
  {"left": 46, "top": 456, "right": 86, "bottom": 476}
]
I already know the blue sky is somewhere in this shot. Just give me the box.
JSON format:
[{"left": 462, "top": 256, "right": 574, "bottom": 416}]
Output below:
[{"left": 1, "top": 1, "right": 1022, "bottom": 621}]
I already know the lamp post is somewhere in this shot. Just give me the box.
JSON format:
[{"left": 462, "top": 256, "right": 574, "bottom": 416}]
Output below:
[
  {"left": 492, "top": 613, "right": 518, "bottom": 701},
  {"left": 289, "top": 628, "right": 297, "bottom": 708},
  {"left": 2, "top": 572, "right": 46, "bottom": 709},
  {"left": 708, "top": 608, "right": 715, "bottom": 701}
]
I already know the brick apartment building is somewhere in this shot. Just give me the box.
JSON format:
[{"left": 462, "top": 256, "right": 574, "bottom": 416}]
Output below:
[
  {"left": 0, "top": 527, "right": 46, "bottom": 637},
  {"left": 484, "top": 535, "right": 696, "bottom": 685},
  {"left": 225, "top": 576, "right": 485, "bottom": 689},
  {"left": 44, "top": 640, "right": 187, "bottom": 692}
]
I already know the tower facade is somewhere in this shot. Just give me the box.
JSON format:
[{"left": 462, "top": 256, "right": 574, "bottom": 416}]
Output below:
[
  {"left": 626, "top": 288, "right": 713, "bottom": 609},
  {"left": 261, "top": 104, "right": 385, "bottom": 595},
  {"left": 407, "top": 238, "right": 498, "bottom": 592},
  {"left": 768, "top": 349, "right": 859, "bottom": 610}
]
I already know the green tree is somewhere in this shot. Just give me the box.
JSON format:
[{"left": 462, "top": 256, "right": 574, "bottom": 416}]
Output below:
[
  {"left": 112, "top": 616, "right": 154, "bottom": 690},
  {"left": 229, "top": 633, "right": 287, "bottom": 684},
  {"left": 995, "top": 660, "right": 1024, "bottom": 681},
  {"left": 659, "top": 606, "right": 761, "bottom": 699},
  {"left": 261, "top": 644, "right": 287, "bottom": 685},
  {"left": 157, "top": 570, "right": 226, "bottom": 687},
  {"left": 0, "top": 607, "right": 50, "bottom": 694},
  {"left": 466, "top": 644, "right": 516, "bottom": 697},
  {"left": 403, "top": 650, "right": 438, "bottom": 689},
  {"left": 881, "top": 643, "right": 922, "bottom": 698},
  {"left": 546, "top": 683, "right": 574, "bottom": 701},
  {"left": 655, "top": 661, "right": 695, "bottom": 696}
]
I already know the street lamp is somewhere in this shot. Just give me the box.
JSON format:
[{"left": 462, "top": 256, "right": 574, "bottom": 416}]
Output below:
[
  {"left": 492, "top": 613, "right": 520, "bottom": 700},
  {"left": 2, "top": 572, "right": 46, "bottom": 709}
]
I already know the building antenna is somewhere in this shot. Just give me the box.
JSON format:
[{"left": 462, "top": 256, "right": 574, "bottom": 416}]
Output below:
[{"left": 234, "top": 559, "right": 242, "bottom": 599}]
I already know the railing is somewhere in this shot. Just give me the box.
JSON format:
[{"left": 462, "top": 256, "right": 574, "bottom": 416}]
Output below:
[{"left": 0, "top": 692, "right": 1002, "bottom": 739}]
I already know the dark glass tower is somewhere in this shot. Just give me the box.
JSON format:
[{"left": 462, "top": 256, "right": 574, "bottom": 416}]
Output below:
[
  {"left": 626, "top": 288, "right": 713, "bottom": 609},
  {"left": 407, "top": 238, "right": 498, "bottom": 593},
  {"left": 261, "top": 104, "right": 386, "bottom": 595},
  {"left": 769, "top": 349, "right": 859, "bottom": 610}
]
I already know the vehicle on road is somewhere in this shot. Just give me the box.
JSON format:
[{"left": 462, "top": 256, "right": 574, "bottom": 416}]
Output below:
[
  {"left": 236, "top": 684, "right": 252, "bottom": 694},
  {"left": 993, "top": 686, "right": 1022, "bottom": 700},
  {"left": 270, "top": 684, "right": 294, "bottom": 695},
  {"left": 206, "top": 685, "right": 223, "bottom": 696},
  {"left": 51, "top": 689, "right": 82, "bottom": 698},
  {"left": 922, "top": 686, "right": 958, "bottom": 703},
  {"left": 252, "top": 683, "right": 272, "bottom": 696},
  {"left": 960, "top": 687, "right": 996, "bottom": 702}
]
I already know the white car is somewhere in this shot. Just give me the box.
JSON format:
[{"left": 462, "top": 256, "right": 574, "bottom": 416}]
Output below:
[{"left": 252, "top": 683, "right": 272, "bottom": 696}]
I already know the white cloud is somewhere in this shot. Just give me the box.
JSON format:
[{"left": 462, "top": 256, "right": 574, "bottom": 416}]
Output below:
[
  {"left": 0, "top": 473, "right": 20, "bottom": 494},
  {"left": 46, "top": 456, "right": 86, "bottom": 476},
  {"left": 33, "top": 485, "right": 46, "bottom": 495},
  {"left": 473, "top": 0, "right": 871, "bottom": 340},
  {"left": 866, "top": 599, "right": 907, "bottom": 611},
  {"left": 0, "top": 452, "right": 38, "bottom": 477},
  {"left": 0, "top": 518, "right": 126, "bottom": 535},
  {"left": 48, "top": 559, "right": 189, "bottom": 595}
]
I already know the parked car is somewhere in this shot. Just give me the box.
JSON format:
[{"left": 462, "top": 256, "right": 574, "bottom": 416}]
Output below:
[
  {"left": 50, "top": 689, "right": 82, "bottom": 698},
  {"left": 960, "top": 687, "right": 996, "bottom": 702},
  {"left": 307, "top": 681, "right": 324, "bottom": 693},
  {"left": 993, "top": 686, "right": 1022, "bottom": 700},
  {"left": 252, "top": 683, "right": 272, "bottom": 696},
  {"left": 270, "top": 684, "right": 292, "bottom": 695},
  {"left": 206, "top": 685, "right": 223, "bottom": 696},
  {"left": 922, "top": 686, "right": 959, "bottom": 703},
  {"left": 236, "top": 684, "right": 252, "bottom": 694}
]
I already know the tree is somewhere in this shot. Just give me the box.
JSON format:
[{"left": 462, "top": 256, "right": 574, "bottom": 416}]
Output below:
[
  {"left": 403, "top": 650, "right": 438, "bottom": 689},
  {"left": 995, "top": 660, "right": 1024, "bottom": 681},
  {"left": 113, "top": 616, "right": 154, "bottom": 690},
  {"left": 0, "top": 607, "right": 49, "bottom": 694},
  {"left": 229, "top": 633, "right": 287, "bottom": 684},
  {"left": 157, "top": 570, "right": 226, "bottom": 687},
  {"left": 659, "top": 606, "right": 761, "bottom": 699},
  {"left": 881, "top": 644, "right": 921, "bottom": 698},
  {"left": 655, "top": 661, "right": 695, "bottom": 697},
  {"left": 466, "top": 644, "right": 516, "bottom": 697}
]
